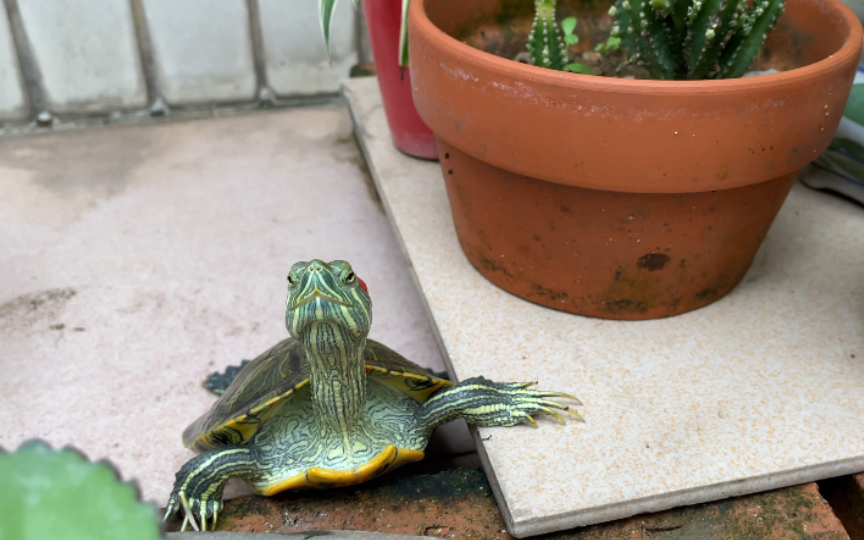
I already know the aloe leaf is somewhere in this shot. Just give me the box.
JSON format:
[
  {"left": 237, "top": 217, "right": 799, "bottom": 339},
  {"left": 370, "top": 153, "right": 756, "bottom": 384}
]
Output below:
[
  {"left": 0, "top": 441, "right": 162, "bottom": 540},
  {"left": 399, "top": 0, "right": 411, "bottom": 66},
  {"left": 319, "top": 0, "right": 339, "bottom": 58}
]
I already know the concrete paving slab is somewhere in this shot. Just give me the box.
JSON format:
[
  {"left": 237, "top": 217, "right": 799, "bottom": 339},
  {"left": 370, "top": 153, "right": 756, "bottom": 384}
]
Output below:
[
  {"left": 0, "top": 105, "right": 474, "bottom": 506},
  {"left": 344, "top": 76, "right": 864, "bottom": 537}
]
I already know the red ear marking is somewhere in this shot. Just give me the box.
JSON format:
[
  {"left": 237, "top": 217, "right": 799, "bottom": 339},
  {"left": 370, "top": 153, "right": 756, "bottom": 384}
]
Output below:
[{"left": 357, "top": 276, "right": 368, "bottom": 293}]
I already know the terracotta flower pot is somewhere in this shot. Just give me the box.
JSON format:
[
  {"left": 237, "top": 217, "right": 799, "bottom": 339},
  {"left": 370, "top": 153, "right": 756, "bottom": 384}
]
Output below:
[
  {"left": 363, "top": 0, "right": 438, "bottom": 159},
  {"left": 408, "top": 0, "right": 863, "bottom": 320}
]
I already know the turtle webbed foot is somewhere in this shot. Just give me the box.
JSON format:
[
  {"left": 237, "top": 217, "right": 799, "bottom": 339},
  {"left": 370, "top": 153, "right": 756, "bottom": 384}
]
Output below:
[
  {"left": 418, "top": 376, "right": 583, "bottom": 430},
  {"left": 165, "top": 446, "right": 258, "bottom": 532},
  {"left": 164, "top": 489, "right": 223, "bottom": 532},
  {"left": 489, "top": 379, "right": 584, "bottom": 427}
]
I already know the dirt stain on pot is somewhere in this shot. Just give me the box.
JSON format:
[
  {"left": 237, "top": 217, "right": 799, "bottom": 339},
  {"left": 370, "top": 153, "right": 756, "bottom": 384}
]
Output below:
[
  {"left": 637, "top": 253, "right": 670, "bottom": 271},
  {"left": 526, "top": 281, "right": 569, "bottom": 302}
]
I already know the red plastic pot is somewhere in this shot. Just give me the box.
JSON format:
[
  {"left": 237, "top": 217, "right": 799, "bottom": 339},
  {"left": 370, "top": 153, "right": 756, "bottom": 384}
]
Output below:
[{"left": 362, "top": 0, "right": 438, "bottom": 159}]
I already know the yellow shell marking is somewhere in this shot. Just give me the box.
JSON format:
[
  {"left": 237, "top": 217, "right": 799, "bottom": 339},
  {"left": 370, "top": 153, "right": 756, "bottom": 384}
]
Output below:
[{"left": 255, "top": 444, "right": 424, "bottom": 495}]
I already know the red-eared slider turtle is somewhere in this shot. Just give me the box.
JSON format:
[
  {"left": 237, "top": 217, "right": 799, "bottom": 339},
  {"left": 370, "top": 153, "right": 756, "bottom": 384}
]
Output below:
[{"left": 165, "top": 259, "right": 582, "bottom": 531}]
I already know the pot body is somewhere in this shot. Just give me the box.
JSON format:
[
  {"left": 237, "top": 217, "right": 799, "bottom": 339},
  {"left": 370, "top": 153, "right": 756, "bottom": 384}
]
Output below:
[
  {"left": 410, "top": 0, "right": 863, "bottom": 319},
  {"left": 363, "top": 0, "right": 437, "bottom": 159}
]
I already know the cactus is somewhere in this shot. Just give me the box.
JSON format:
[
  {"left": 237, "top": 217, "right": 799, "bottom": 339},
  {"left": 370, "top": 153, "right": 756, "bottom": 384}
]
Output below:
[
  {"left": 610, "top": 0, "right": 786, "bottom": 79},
  {"left": 528, "top": 0, "right": 569, "bottom": 70}
]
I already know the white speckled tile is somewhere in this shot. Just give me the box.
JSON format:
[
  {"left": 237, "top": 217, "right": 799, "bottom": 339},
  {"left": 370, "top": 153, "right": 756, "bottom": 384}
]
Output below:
[{"left": 344, "top": 77, "right": 864, "bottom": 538}]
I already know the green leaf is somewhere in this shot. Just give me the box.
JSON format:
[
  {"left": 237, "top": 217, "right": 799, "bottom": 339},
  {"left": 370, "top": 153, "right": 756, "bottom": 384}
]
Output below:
[
  {"left": 565, "top": 34, "right": 579, "bottom": 45},
  {"left": 565, "top": 62, "right": 594, "bottom": 74},
  {"left": 595, "top": 36, "right": 621, "bottom": 52},
  {"left": 561, "top": 16, "right": 578, "bottom": 35},
  {"left": 0, "top": 441, "right": 162, "bottom": 540},
  {"left": 399, "top": 0, "right": 411, "bottom": 66},
  {"left": 319, "top": 0, "right": 339, "bottom": 57}
]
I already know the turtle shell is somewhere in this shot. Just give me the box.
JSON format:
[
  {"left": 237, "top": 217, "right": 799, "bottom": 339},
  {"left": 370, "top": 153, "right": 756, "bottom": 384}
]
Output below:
[{"left": 183, "top": 338, "right": 451, "bottom": 452}]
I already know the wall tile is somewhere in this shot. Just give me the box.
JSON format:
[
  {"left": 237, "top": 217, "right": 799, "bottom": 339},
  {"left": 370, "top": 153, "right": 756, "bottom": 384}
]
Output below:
[
  {"left": 142, "top": 0, "right": 257, "bottom": 106},
  {"left": 17, "top": 0, "right": 147, "bottom": 114},
  {"left": 0, "top": 6, "right": 27, "bottom": 121},
  {"left": 259, "top": 0, "right": 357, "bottom": 96}
]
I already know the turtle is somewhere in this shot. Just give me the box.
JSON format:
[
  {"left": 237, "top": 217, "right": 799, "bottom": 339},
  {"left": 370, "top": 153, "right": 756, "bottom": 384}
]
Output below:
[{"left": 165, "top": 259, "right": 583, "bottom": 531}]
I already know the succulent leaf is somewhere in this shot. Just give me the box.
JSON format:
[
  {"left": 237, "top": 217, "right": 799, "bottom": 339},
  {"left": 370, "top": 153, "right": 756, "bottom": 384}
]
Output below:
[
  {"left": 0, "top": 440, "right": 162, "bottom": 540},
  {"left": 399, "top": 0, "right": 412, "bottom": 66},
  {"left": 319, "top": 0, "right": 339, "bottom": 57}
]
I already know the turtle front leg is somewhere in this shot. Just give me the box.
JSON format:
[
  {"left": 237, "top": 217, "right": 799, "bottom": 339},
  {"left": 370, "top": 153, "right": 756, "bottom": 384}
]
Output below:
[
  {"left": 417, "top": 376, "right": 583, "bottom": 432},
  {"left": 164, "top": 446, "right": 260, "bottom": 531}
]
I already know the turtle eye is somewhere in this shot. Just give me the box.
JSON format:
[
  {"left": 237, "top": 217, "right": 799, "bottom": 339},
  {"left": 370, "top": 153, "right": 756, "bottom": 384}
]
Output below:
[
  {"left": 344, "top": 271, "right": 356, "bottom": 283},
  {"left": 287, "top": 274, "right": 296, "bottom": 287}
]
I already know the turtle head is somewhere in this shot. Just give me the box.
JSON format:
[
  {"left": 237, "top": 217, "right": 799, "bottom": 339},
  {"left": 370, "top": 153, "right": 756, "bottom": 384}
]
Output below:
[{"left": 284, "top": 259, "right": 372, "bottom": 343}]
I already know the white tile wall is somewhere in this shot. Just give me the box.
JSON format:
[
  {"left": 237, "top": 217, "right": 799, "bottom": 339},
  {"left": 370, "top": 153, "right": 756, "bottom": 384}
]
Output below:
[
  {"left": 259, "top": 0, "right": 357, "bottom": 96},
  {"left": 142, "top": 0, "right": 257, "bottom": 106},
  {"left": 0, "top": 7, "right": 28, "bottom": 120},
  {"left": 1, "top": 0, "right": 361, "bottom": 121},
  {"left": 17, "top": 0, "right": 147, "bottom": 114}
]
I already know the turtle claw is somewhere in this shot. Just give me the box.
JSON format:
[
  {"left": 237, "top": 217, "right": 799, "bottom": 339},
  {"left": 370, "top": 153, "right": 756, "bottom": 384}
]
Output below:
[
  {"left": 536, "top": 391, "right": 582, "bottom": 406},
  {"left": 508, "top": 382, "right": 583, "bottom": 426},
  {"left": 165, "top": 488, "right": 222, "bottom": 532},
  {"left": 538, "top": 406, "right": 567, "bottom": 424},
  {"left": 523, "top": 414, "right": 539, "bottom": 428}
]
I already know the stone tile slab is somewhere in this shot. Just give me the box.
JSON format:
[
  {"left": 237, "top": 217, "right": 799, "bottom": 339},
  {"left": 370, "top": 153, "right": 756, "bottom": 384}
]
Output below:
[
  {"left": 17, "top": 0, "right": 146, "bottom": 113},
  {"left": 344, "top": 76, "right": 864, "bottom": 537},
  {"left": 0, "top": 105, "right": 470, "bottom": 505},
  {"left": 0, "top": 7, "right": 28, "bottom": 121},
  {"left": 141, "top": 0, "right": 257, "bottom": 106},
  {"left": 259, "top": 0, "right": 357, "bottom": 96}
]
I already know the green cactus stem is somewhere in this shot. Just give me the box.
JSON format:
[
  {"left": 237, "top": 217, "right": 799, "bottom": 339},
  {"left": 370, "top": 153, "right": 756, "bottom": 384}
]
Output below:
[
  {"left": 610, "top": 0, "right": 786, "bottom": 79},
  {"left": 528, "top": 0, "right": 569, "bottom": 70}
]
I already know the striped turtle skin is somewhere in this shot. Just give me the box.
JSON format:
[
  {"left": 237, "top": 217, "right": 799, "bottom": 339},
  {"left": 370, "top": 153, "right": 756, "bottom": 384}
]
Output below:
[{"left": 165, "top": 259, "right": 582, "bottom": 532}]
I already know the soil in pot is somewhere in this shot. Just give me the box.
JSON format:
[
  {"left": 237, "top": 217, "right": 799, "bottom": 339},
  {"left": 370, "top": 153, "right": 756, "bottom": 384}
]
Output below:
[{"left": 409, "top": 0, "right": 862, "bottom": 320}]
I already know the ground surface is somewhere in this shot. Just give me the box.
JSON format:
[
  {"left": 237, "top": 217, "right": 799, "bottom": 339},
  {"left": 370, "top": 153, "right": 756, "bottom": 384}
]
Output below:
[
  {"left": 4, "top": 100, "right": 864, "bottom": 540},
  {"left": 0, "top": 105, "right": 475, "bottom": 505}
]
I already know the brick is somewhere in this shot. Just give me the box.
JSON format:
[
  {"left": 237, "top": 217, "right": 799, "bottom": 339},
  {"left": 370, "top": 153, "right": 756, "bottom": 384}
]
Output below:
[
  {"left": 258, "top": 0, "right": 357, "bottom": 96},
  {"left": 17, "top": 0, "right": 146, "bottom": 114},
  {"left": 0, "top": 7, "right": 28, "bottom": 121},
  {"left": 141, "top": 0, "right": 257, "bottom": 106},
  {"left": 166, "top": 468, "right": 849, "bottom": 539},
  {"left": 821, "top": 474, "right": 864, "bottom": 540}
]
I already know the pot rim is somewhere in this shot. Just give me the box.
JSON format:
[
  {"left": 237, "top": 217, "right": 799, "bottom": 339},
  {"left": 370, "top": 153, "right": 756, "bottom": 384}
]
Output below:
[{"left": 410, "top": 0, "right": 863, "bottom": 94}]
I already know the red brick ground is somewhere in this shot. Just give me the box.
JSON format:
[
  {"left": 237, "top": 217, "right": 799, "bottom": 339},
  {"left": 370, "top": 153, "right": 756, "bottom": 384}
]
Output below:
[
  {"left": 821, "top": 474, "right": 864, "bottom": 540},
  {"left": 165, "top": 467, "right": 852, "bottom": 539}
]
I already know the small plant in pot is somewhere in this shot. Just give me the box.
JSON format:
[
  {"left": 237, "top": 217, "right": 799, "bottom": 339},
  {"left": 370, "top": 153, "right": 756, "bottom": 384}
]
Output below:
[{"left": 406, "top": 0, "right": 862, "bottom": 320}]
